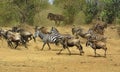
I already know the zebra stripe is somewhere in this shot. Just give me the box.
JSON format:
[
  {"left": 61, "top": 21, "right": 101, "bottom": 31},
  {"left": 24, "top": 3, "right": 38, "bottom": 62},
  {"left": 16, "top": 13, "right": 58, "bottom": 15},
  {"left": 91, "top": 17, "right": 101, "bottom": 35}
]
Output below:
[{"left": 34, "top": 29, "right": 59, "bottom": 43}]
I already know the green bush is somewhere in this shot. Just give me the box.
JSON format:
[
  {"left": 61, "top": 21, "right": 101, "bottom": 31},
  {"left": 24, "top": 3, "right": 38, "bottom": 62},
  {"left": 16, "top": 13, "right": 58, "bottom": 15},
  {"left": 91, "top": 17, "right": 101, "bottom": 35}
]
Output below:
[
  {"left": 0, "top": 0, "right": 49, "bottom": 26},
  {"left": 83, "top": 1, "right": 98, "bottom": 24}
]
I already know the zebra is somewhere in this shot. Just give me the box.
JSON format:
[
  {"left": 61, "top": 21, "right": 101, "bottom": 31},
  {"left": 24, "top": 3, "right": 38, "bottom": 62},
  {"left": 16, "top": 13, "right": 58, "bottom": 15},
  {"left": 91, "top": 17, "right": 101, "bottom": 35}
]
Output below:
[
  {"left": 50, "top": 27, "right": 60, "bottom": 36},
  {"left": 50, "top": 27, "right": 72, "bottom": 39},
  {"left": 34, "top": 27, "right": 61, "bottom": 50}
]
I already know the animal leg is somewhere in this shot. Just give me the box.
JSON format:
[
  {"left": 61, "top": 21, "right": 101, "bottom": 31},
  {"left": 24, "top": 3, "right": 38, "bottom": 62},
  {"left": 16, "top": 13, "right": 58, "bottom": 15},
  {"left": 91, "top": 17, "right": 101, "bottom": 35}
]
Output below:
[
  {"left": 27, "top": 36, "right": 32, "bottom": 42},
  {"left": 7, "top": 40, "right": 14, "bottom": 48},
  {"left": 104, "top": 47, "right": 107, "bottom": 57},
  {"left": 86, "top": 41, "right": 89, "bottom": 47},
  {"left": 47, "top": 43, "right": 51, "bottom": 50},
  {"left": 22, "top": 41, "right": 27, "bottom": 48},
  {"left": 15, "top": 42, "right": 19, "bottom": 49},
  {"left": 21, "top": 37, "right": 27, "bottom": 48},
  {"left": 58, "top": 21, "right": 60, "bottom": 26},
  {"left": 94, "top": 49, "right": 100, "bottom": 57},
  {"left": 79, "top": 45, "right": 84, "bottom": 55},
  {"left": 55, "top": 21, "right": 57, "bottom": 26},
  {"left": 56, "top": 21, "right": 59, "bottom": 26},
  {"left": 24, "top": 42, "right": 27, "bottom": 48},
  {"left": 41, "top": 42, "right": 46, "bottom": 50},
  {"left": 29, "top": 36, "right": 32, "bottom": 40},
  {"left": 33, "top": 36, "right": 36, "bottom": 42},
  {"left": 94, "top": 49, "right": 97, "bottom": 57},
  {"left": 57, "top": 48, "right": 64, "bottom": 55},
  {"left": 66, "top": 47, "right": 71, "bottom": 55}
]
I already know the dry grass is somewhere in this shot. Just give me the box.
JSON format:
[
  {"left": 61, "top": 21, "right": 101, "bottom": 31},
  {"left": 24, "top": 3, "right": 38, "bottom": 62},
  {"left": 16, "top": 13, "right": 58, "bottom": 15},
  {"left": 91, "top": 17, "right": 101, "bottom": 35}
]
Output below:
[{"left": 0, "top": 25, "right": 120, "bottom": 72}]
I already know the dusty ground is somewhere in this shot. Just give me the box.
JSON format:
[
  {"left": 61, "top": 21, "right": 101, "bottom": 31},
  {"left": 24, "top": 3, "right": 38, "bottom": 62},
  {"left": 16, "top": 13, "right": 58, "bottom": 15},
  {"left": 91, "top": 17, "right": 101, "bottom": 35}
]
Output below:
[{"left": 0, "top": 25, "right": 120, "bottom": 72}]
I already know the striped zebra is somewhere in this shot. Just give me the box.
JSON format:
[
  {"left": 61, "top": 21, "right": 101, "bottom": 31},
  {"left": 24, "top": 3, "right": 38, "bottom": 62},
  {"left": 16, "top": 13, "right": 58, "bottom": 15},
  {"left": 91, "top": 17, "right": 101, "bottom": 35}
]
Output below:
[
  {"left": 34, "top": 27, "right": 60, "bottom": 50},
  {"left": 50, "top": 27, "right": 61, "bottom": 37},
  {"left": 50, "top": 27, "right": 72, "bottom": 39}
]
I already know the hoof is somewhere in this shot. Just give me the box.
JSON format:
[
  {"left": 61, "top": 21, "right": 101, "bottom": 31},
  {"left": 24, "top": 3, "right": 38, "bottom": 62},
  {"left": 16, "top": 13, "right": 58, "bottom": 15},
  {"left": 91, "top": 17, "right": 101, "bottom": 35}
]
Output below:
[
  {"left": 104, "top": 56, "right": 107, "bottom": 58},
  {"left": 57, "top": 53, "right": 60, "bottom": 55},
  {"left": 94, "top": 55, "right": 97, "bottom": 57},
  {"left": 81, "top": 50, "right": 84, "bottom": 53},
  {"left": 80, "top": 53, "right": 84, "bottom": 56},
  {"left": 80, "top": 53, "right": 82, "bottom": 55},
  {"left": 80, "top": 51, "right": 85, "bottom": 55},
  {"left": 69, "top": 53, "right": 71, "bottom": 55}
]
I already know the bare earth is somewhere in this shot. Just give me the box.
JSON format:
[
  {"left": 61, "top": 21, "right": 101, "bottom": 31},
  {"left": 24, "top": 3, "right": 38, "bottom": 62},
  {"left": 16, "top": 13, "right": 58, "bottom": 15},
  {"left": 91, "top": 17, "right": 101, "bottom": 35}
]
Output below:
[{"left": 0, "top": 25, "right": 120, "bottom": 72}]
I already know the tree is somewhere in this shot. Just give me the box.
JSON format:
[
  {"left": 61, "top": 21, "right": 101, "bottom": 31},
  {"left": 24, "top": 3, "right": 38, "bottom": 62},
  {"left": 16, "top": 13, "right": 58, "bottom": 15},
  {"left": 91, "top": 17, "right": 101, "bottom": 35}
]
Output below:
[
  {"left": 54, "top": 0, "right": 84, "bottom": 24},
  {"left": 0, "top": 0, "right": 19, "bottom": 26},
  {"left": 12, "top": 0, "right": 49, "bottom": 25},
  {"left": 83, "top": 0, "right": 98, "bottom": 24},
  {"left": 0, "top": 0, "right": 49, "bottom": 26},
  {"left": 99, "top": 0, "right": 120, "bottom": 24}
]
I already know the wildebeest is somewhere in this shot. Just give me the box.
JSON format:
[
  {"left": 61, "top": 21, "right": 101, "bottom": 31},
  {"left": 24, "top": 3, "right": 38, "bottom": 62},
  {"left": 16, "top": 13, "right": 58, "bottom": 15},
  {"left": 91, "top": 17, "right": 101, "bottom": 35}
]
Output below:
[
  {"left": 12, "top": 26, "right": 33, "bottom": 42},
  {"left": 72, "top": 24, "right": 107, "bottom": 42},
  {"left": 71, "top": 25, "right": 83, "bottom": 35},
  {"left": 92, "top": 23, "right": 107, "bottom": 35},
  {"left": 0, "top": 26, "right": 33, "bottom": 49},
  {"left": 12, "top": 26, "right": 21, "bottom": 32},
  {"left": 86, "top": 39, "right": 107, "bottom": 57},
  {"left": 34, "top": 26, "right": 49, "bottom": 34},
  {"left": 0, "top": 28, "right": 8, "bottom": 39},
  {"left": 57, "top": 37, "right": 84, "bottom": 55},
  {"left": 47, "top": 13, "right": 64, "bottom": 26},
  {"left": 18, "top": 29, "right": 33, "bottom": 42},
  {"left": 5, "top": 30, "right": 27, "bottom": 49},
  {"left": 72, "top": 26, "right": 91, "bottom": 39}
]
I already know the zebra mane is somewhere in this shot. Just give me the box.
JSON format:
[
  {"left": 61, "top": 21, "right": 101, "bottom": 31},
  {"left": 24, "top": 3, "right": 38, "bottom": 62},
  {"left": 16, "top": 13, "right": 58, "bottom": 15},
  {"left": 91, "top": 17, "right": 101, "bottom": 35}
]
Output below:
[{"left": 50, "top": 27, "right": 59, "bottom": 34}]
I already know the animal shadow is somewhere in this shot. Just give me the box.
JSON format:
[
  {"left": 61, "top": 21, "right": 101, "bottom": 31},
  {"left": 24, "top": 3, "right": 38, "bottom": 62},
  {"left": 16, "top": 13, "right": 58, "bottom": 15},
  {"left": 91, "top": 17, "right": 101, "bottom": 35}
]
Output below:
[
  {"left": 87, "top": 55, "right": 106, "bottom": 58},
  {"left": 56, "top": 53, "right": 82, "bottom": 56}
]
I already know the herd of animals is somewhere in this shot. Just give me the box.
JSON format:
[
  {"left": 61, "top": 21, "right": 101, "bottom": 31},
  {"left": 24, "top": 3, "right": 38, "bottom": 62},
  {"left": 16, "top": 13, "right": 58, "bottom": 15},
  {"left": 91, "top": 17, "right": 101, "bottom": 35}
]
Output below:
[{"left": 0, "top": 23, "right": 109, "bottom": 57}]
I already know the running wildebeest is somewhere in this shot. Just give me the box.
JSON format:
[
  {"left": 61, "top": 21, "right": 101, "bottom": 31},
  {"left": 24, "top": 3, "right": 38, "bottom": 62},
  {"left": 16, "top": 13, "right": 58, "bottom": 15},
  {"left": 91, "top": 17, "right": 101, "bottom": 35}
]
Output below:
[
  {"left": 86, "top": 37, "right": 107, "bottom": 57},
  {"left": 92, "top": 23, "right": 107, "bottom": 35},
  {"left": 47, "top": 13, "right": 64, "bottom": 26},
  {"left": 71, "top": 25, "right": 91, "bottom": 39},
  {"left": 57, "top": 37, "right": 84, "bottom": 55},
  {"left": 12, "top": 26, "right": 33, "bottom": 42},
  {"left": 4, "top": 30, "right": 27, "bottom": 49}
]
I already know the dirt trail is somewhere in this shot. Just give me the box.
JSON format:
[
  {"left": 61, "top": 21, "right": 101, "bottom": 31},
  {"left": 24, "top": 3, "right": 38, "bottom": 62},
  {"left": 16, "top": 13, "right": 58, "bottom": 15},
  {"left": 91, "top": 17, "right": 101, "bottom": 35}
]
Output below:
[{"left": 0, "top": 25, "right": 120, "bottom": 72}]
